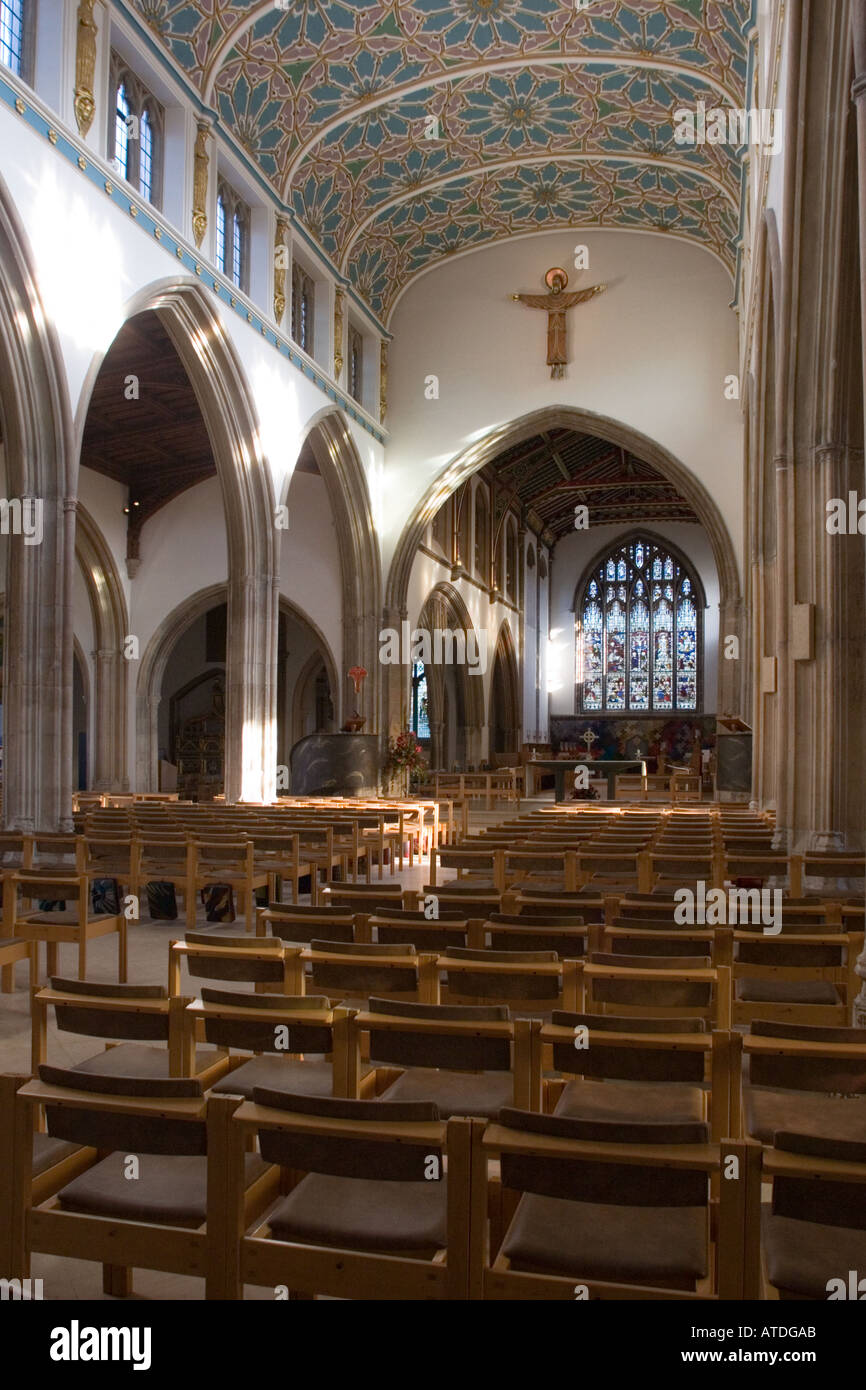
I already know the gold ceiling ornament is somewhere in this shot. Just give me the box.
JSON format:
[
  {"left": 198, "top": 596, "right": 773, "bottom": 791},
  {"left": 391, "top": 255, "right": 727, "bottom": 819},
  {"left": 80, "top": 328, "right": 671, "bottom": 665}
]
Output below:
[
  {"left": 192, "top": 121, "right": 210, "bottom": 248},
  {"left": 333, "top": 288, "right": 345, "bottom": 379},
  {"left": 273, "top": 215, "right": 290, "bottom": 324},
  {"left": 379, "top": 341, "right": 388, "bottom": 424},
  {"left": 73, "top": 1, "right": 98, "bottom": 138}
]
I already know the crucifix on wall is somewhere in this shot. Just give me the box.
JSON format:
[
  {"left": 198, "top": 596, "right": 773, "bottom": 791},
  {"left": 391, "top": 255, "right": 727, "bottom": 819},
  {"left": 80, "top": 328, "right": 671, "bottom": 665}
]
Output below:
[{"left": 512, "top": 267, "right": 607, "bottom": 378}]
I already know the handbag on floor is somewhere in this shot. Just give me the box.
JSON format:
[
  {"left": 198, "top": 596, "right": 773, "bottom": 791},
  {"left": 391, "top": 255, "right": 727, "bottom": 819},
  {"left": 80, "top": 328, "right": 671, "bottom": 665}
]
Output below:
[
  {"left": 202, "top": 883, "right": 235, "bottom": 922},
  {"left": 146, "top": 880, "right": 178, "bottom": 921}
]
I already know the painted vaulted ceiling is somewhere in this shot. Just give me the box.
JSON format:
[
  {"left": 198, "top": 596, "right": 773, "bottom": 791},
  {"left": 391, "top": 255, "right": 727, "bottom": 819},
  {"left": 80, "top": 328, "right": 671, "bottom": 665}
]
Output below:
[{"left": 131, "top": 1, "right": 752, "bottom": 321}]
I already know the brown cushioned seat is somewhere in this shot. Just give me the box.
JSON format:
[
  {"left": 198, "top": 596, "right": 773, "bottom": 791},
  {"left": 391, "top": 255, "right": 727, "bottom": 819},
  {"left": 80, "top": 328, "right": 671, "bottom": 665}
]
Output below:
[
  {"left": 761, "top": 1206, "right": 866, "bottom": 1299},
  {"left": 436, "top": 879, "right": 496, "bottom": 894},
  {"left": 744, "top": 1085, "right": 866, "bottom": 1145},
  {"left": 554, "top": 1078, "right": 705, "bottom": 1126},
  {"left": 32, "top": 1133, "right": 80, "bottom": 1177},
  {"left": 379, "top": 1066, "right": 513, "bottom": 1119},
  {"left": 211, "top": 1055, "right": 336, "bottom": 1099},
  {"left": 267, "top": 1173, "right": 448, "bottom": 1254},
  {"left": 501, "top": 1192, "right": 707, "bottom": 1287},
  {"left": 72, "top": 1044, "right": 223, "bottom": 1080},
  {"left": 735, "top": 979, "right": 840, "bottom": 1005},
  {"left": 58, "top": 1152, "right": 267, "bottom": 1226}
]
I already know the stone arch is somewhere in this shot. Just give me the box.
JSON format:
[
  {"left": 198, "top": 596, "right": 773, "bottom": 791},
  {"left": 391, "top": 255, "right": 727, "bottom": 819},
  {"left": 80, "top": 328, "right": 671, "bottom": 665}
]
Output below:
[
  {"left": 136, "top": 584, "right": 227, "bottom": 794},
  {"left": 75, "top": 503, "right": 129, "bottom": 791},
  {"left": 282, "top": 409, "right": 381, "bottom": 730},
  {"left": 416, "top": 582, "right": 485, "bottom": 769},
  {"left": 74, "top": 278, "right": 277, "bottom": 802},
  {"left": 384, "top": 404, "right": 743, "bottom": 732},
  {"left": 0, "top": 171, "right": 76, "bottom": 829},
  {"left": 277, "top": 594, "right": 340, "bottom": 757},
  {"left": 489, "top": 619, "right": 521, "bottom": 758}
]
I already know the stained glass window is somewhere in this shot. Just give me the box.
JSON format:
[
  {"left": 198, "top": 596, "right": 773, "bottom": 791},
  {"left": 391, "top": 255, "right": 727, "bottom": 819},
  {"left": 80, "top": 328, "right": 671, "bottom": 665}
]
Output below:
[
  {"left": 216, "top": 194, "right": 227, "bottom": 275},
  {"left": 139, "top": 108, "right": 154, "bottom": 203},
  {"left": 410, "top": 662, "right": 430, "bottom": 741},
  {"left": 114, "top": 84, "right": 131, "bottom": 181},
  {"left": 577, "top": 538, "right": 701, "bottom": 712}
]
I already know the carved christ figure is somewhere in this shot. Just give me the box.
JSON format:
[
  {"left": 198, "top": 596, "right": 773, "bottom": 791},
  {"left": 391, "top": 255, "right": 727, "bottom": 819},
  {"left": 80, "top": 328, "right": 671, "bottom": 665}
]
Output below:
[{"left": 512, "top": 267, "right": 607, "bottom": 379}]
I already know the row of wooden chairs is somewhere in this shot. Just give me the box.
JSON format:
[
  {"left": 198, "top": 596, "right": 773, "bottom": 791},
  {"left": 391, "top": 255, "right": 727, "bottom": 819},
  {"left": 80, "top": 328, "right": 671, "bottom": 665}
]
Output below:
[{"left": 4, "top": 1023, "right": 864, "bottom": 1299}]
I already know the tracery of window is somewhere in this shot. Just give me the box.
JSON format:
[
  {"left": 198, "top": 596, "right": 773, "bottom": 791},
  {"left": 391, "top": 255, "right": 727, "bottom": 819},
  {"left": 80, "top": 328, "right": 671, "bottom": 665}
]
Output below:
[
  {"left": 109, "top": 55, "right": 163, "bottom": 207},
  {"left": 348, "top": 324, "right": 363, "bottom": 403},
  {"left": 577, "top": 538, "right": 700, "bottom": 713},
  {"left": 410, "top": 662, "right": 430, "bottom": 741},
  {"left": 215, "top": 181, "right": 249, "bottom": 291},
  {"left": 431, "top": 502, "right": 448, "bottom": 554},
  {"left": 473, "top": 489, "right": 488, "bottom": 580},
  {"left": 0, "top": 0, "right": 25, "bottom": 76},
  {"left": 291, "top": 265, "right": 315, "bottom": 354}
]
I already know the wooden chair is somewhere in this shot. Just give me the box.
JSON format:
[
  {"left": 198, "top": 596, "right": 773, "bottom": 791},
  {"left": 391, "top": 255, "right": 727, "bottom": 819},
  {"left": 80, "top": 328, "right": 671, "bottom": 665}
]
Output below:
[
  {"left": 369, "top": 907, "right": 472, "bottom": 952},
  {"left": 482, "top": 912, "right": 590, "bottom": 959},
  {"left": 226, "top": 1090, "right": 477, "bottom": 1300},
  {"left": 257, "top": 902, "right": 356, "bottom": 945},
  {"left": 9, "top": 1069, "right": 277, "bottom": 1297},
  {"left": 539, "top": 1011, "right": 731, "bottom": 1142},
  {"left": 730, "top": 922, "right": 862, "bottom": 1027},
  {"left": 3, "top": 871, "right": 127, "bottom": 984},
  {"left": 301, "top": 939, "right": 440, "bottom": 1007},
  {"left": 582, "top": 952, "right": 731, "bottom": 1029},
  {"left": 30, "top": 976, "right": 227, "bottom": 1085},
  {"left": 185, "top": 988, "right": 365, "bottom": 1100},
  {"left": 0, "top": 931, "right": 33, "bottom": 994},
  {"left": 732, "top": 1021, "right": 866, "bottom": 1149},
  {"left": 475, "top": 1109, "right": 753, "bottom": 1299},
  {"left": 352, "top": 998, "right": 540, "bottom": 1117},
  {"left": 190, "top": 838, "right": 267, "bottom": 934},
  {"left": 757, "top": 1130, "right": 866, "bottom": 1300},
  {"left": 169, "top": 933, "right": 305, "bottom": 997},
  {"left": 436, "top": 945, "right": 581, "bottom": 1015}
]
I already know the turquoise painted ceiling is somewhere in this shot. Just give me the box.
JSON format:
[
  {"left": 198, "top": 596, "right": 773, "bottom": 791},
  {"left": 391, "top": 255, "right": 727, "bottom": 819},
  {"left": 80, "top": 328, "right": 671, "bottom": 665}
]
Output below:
[{"left": 132, "top": 1, "right": 752, "bottom": 320}]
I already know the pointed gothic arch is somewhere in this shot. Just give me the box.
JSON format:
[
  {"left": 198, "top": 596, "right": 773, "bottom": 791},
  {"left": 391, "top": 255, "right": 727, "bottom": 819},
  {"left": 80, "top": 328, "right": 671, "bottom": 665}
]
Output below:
[
  {"left": 75, "top": 503, "right": 129, "bottom": 791},
  {"left": 489, "top": 620, "right": 521, "bottom": 757},
  {"left": 74, "top": 278, "right": 277, "bottom": 801},
  {"left": 415, "top": 582, "right": 485, "bottom": 770}
]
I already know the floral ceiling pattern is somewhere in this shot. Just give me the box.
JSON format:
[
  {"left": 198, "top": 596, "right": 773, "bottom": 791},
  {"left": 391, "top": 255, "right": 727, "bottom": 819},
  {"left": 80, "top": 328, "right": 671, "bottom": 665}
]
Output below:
[{"left": 131, "top": 0, "right": 752, "bottom": 319}]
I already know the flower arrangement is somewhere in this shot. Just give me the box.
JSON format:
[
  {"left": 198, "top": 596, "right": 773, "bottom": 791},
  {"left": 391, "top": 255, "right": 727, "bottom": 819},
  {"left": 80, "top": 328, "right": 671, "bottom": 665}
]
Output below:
[{"left": 384, "top": 729, "right": 427, "bottom": 790}]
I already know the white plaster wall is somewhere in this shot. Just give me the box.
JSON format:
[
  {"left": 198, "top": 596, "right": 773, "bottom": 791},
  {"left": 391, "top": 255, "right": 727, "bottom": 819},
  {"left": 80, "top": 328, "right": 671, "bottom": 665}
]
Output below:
[
  {"left": 548, "top": 522, "right": 721, "bottom": 717},
  {"left": 280, "top": 471, "right": 342, "bottom": 680},
  {"left": 385, "top": 229, "right": 743, "bottom": 586}
]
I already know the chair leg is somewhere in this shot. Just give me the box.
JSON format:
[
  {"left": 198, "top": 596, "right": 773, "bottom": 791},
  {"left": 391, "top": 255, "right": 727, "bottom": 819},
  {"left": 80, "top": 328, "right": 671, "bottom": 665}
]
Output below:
[
  {"left": 46, "top": 942, "right": 59, "bottom": 979},
  {"left": 0, "top": 961, "right": 13, "bottom": 993},
  {"left": 103, "top": 1264, "right": 133, "bottom": 1297},
  {"left": 118, "top": 919, "right": 128, "bottom": 982},
  {"left": 77, "top": 934, "right": 87, "bottom": 980}
]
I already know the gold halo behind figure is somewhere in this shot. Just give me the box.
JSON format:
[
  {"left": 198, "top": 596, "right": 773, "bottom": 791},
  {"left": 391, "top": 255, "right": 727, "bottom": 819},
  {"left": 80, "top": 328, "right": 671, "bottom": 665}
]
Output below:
[{"left": 544, "top": 266, "right": 569, "bottom": 290}]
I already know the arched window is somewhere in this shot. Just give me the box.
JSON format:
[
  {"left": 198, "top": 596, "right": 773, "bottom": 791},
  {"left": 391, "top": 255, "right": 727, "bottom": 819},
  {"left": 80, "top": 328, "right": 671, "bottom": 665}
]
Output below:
[
  {"left": 410, "top": 661, "right": 430, "bottom": 740},
  {"left": 215, "top": 180, "right": 249, "bottom": 291},
  {"left": 473, "top": 488, "right": 488, "bottom": 579},
  {"left": 108, "top": 55, "right": 163, "bottom": 207},
  {"left": 576, "top": 536, "right": 701, "bottom": 713}
]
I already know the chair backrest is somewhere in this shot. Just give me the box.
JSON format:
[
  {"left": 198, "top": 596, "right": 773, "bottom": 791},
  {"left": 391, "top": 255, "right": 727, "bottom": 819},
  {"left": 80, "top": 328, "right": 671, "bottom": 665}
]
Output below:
[
  {"left": 746, "top": 1020, "right": 866, "bottom": 1093},
  {"left": 546, "top": 1009, "right": 708, "bottom": 1083},
  {"left": 46, "top": 976, "right": 170, "bottom": 1041},
  {"left": 370, "top": 908, "right": 469, "bottom": 951},
  {"left": 259, "top": 905, "right": 355, "bottom": 945},
  {"left": 485, "top": 913, "right": 588, "bottom": 956},
  {"left": 585, "top": 951, "right": 719, "bottom": 1017},
  {"left": 251, "top": 1089, "right": 442, "bottom": 1180},
  {"left": 36, "top": 1064, "right": 206, "bottom": 1153},
  {"left": 196, "top": 987, "right": 335, "bottom": 1053},
  {"left": 439, "top": 945, "right": 562, "bottom": 1002},
  {"left": 363, "top": 996, "right": 513, "bottom": 1072},
  {"left": 495, "top": 1107, "right": 710, "bottom": 1208},
  {"left": 307, "top": 939, "right": 422, "bottom": 996},
  {"left": 179, "top": 933, "right": 290, "bottom": 984},
  {"left": 770, "top": 1131, "right": 866, "bottom": 1230}
]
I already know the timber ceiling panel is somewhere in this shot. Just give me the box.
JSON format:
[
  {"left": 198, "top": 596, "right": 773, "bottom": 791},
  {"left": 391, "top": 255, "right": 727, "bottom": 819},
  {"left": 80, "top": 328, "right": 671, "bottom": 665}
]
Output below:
[{"left": 487, "top": 425, "right": 699, "bottom": 537}]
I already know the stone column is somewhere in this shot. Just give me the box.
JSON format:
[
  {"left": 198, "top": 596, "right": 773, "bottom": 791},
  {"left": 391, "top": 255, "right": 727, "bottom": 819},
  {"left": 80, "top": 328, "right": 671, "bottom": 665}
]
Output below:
[
  {"left": 224, "top": 572, "right": 278, "bottom": 803},
  {"left": 91, "top": 647, "right": 128, "bottom": 791},
  {"left": 4, "top": 495, "right": 75, "bottom": 831},
  {"left": 849, "top": 0, "right": 866, "bottom": 1021}
]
